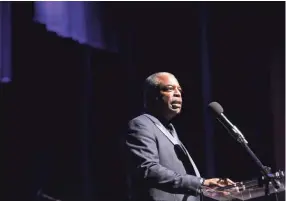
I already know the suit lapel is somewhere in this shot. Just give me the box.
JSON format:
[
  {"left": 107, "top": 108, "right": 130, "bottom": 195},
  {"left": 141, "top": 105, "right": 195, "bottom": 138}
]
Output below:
[
  {"left": 143, "top": 114, "right": 179, "bottom": 145},
  {"left": 143, "top": 113, "right": 201, "bottom": 177},
  {"left": 155, "top": 123, "right": 179, "bottom": 145}
]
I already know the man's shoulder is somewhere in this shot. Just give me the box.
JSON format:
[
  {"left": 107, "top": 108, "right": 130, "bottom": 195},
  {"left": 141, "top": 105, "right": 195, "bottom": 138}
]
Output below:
[
  {"left": 128, "top": 114, "right": 151, "bottom": 126},
  {"left": 127, "top": 114, "right": 157, "bottom": 138}
]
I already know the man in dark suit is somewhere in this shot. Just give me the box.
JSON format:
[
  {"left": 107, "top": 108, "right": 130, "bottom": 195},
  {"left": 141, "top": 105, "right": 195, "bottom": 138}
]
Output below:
[{"left": 125, "top": 72, "right": 234, "bottom": 201}]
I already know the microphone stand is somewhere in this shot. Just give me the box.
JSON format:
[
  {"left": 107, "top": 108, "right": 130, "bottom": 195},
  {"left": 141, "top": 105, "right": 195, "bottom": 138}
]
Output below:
[{"left": 234, "top": 134, "right": 281, "bottom": 196}]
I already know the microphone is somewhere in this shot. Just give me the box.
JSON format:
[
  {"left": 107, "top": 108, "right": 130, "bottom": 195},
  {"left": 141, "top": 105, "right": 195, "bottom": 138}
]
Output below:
[{"left": 208, "top": 102, "right": 248, "bottom": 144}]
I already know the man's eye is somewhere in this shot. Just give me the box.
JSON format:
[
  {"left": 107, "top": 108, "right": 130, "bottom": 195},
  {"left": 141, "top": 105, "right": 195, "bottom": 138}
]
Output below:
[
  {"left": 162, "top": 86, "right": 174, "bottom": 91},
  {"left": 166, "top": 86, "right": 174, "bottom": 91},
  {"left": 161, "top": 86, "right": 182, "bottom": 92}
]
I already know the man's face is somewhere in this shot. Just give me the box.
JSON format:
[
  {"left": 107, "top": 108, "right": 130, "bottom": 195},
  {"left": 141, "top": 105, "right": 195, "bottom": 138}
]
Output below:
[{"left": 156, "top": 74, "right": 182, "bottom": 119}]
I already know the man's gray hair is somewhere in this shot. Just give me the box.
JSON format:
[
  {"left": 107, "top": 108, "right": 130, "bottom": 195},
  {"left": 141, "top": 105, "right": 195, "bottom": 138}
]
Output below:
[{"left": 143, "top": 72, "right": 175, "bottom": 108}]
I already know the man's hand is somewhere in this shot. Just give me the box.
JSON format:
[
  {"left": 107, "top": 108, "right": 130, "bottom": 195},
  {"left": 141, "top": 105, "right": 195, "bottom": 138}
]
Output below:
[{"left": 203, "top": 178, "right": 236, "bottom": 187}]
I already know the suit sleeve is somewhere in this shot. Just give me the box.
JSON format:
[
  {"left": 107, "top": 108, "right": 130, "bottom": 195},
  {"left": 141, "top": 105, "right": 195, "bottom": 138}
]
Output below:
[{"left": 125, "top": 118, "right": 203, "bottom": 195}]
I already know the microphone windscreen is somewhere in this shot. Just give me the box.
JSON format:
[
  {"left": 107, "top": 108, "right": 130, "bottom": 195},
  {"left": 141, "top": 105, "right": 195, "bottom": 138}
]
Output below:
[{"left": 208, "top": 102, "right": 224, "bottom": 115}]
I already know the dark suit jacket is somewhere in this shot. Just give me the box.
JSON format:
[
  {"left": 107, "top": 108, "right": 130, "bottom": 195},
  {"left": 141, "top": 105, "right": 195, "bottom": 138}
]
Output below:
[{"left": 125, "top": 113, "right": 203, "bottom": 201}]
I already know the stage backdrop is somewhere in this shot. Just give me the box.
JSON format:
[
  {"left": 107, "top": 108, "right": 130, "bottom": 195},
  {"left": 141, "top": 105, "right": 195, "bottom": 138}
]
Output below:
[{"left": 2, "top": 2, "right": 284, "bottom": 201}]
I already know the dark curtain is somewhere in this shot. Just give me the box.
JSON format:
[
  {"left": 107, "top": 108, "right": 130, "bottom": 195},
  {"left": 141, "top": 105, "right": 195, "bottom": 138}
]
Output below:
[
  {"left": 2, "top": 2, "right": 284, "bottom": 201},
  {"left": 208, "top": 2, "right": 285, "bottom": 180},
  {"left": 4, "top": 2, "right": 131, "bottom": 201}
]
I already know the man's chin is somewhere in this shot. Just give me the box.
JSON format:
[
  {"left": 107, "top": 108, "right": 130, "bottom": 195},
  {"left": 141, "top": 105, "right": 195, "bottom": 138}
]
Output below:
[
  {"left": 170, "top": 108, "right": 182, "bottom": 115},
  {"left": 164, "top": 107, "right": 182, "bottom": 120}
]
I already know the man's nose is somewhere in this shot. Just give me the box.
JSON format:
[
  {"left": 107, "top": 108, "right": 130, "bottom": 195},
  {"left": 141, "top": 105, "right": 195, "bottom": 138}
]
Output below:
[{"left": 174, "top": 88, "right": 181, "bottom": 97}]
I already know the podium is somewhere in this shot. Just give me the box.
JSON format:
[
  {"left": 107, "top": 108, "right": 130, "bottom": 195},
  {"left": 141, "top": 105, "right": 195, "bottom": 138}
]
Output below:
[{"left": 202, "top": 176, "right": 285, "bottom": 201}]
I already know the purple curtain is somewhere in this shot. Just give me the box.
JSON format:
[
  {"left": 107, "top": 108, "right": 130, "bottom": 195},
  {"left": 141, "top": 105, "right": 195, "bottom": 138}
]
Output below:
[
  {"left": 0, "top": 2, "right": 11, "bottom": 83},
  {"left": 34, "top": 2, "right": 119, "bottom": 53},
  {"left": 200, "top": 4, "right": 215, "bottom": 177}
]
